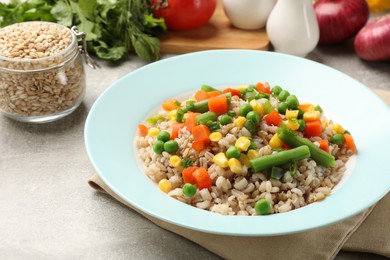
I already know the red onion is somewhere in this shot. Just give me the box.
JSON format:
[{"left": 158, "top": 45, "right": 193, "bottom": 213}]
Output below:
[
  {"left": 354, "top": 15, "right": 390, "bottom": 61},
  {"left": 314, "top": 0, "right": 369, "bottom": 45}
]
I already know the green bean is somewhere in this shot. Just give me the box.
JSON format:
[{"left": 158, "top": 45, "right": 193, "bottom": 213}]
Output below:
[
  {"left": 196, "top": 112, "right": 217, "bottom": 125},
  {"left": 297, "top": 119, "right": 306, "bottom": 131},
  {"left": 270, "top": 166, "right": 284, "bottom": 180},
  {"left": 244, "top": 120, "right": 257, "bottom": 134},
  {"left": 226, "top": 146, "right": 241, "bottom": 159},
  {"left": 250, "top": 145, "right": 311, "bottom": 172},
  {"left": 246, "top": 111, "right": 260, "bottom": 125},
  {"left": 255, "top": 92, "right": 270, "bottom": 100},
  {"left": 277, "top": 124, "right": 336, "bottom": 167},
  {"left": 261, "top": 99, "right": 274, "bottom": 114},
  {"left": 146, "top": 114, "right": 165, "bottom": 124},
  {"left": 201, "top": 84, "right": 221, "bottom": 92},
  {"left": 315, "top": 105, "right": 323, "bottom": 113},
  {"left": 190, "top": 93, "right": 231, "bottom": 113}
]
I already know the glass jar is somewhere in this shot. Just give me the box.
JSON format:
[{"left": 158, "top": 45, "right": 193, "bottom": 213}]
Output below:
[{"left": 0, "top": 21, "right": 97, "bottom": 123}]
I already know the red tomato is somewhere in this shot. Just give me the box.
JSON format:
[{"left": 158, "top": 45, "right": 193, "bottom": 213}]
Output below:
[{"left": 152, "top": 0, "right": 217, "bottom": 31}]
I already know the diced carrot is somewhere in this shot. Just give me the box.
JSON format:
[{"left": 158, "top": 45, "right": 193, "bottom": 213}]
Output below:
[
  {"left": 137, "top": 124, "right": 148, "bottom": 136},
  {"left": 192, "top": 140, "right": 207, "bottom": 152},
  {"left": 206, "top": 91, "right": 221, "bottom": 99},
  {"left": 184, "top": 112, "right": 200, "bottom": 132},
  {"left": 304, "top": 119, "right": 322, "bottom": 138},
  {"left": 222, "top": 88, "right": 241, "bottom": 97},
  {"left": 317, "top": 139, "right": 329, "bottom": 153},
  {"left": 162, "top": 99, "right": 180, "bottom": 111},
  {"left": 182, "top": 166, "right": 198, "bottom": 184},
  {"left": 171, "top": 122, "right": 185, "bottom": 140},
  {"left": 264, "top": 110, "right": 282, "bottom": 126},
  {"left": 195, "top": 90, "right": 209, "bottom": 101},
  {"left": 298, "top": 103, "right": 313, "bottom": 112},
  {"left": 208, "top": 95, "right": 228, "bottom": 115},
  {"left": 343, "top": 134, "right": 357, "bottom": 154},
  {"left": 256, "top": 82, "right": 271, "bottom": 94},
  {"left": 195, "top": 90, "right": 221, "bottom": 101},
  {"left": 192, "top": 124, "right": 211, "bottom": 143},
  {"left": 193, "top": 167, "right": 212, "bottom": 189}
]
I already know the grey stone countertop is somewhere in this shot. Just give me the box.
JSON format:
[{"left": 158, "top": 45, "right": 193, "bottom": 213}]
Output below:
[{"left": 1, "top": 44, "right": 389, "bottom": 260}]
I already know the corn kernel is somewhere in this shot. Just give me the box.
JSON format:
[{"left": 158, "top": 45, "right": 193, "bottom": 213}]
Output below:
[
  {"left": 168, "top": 109, "right": 177, "bottom": 121},
  {"left": 213, "top": 152, "right": 229, "bottom": 168},
  {"left": 228, "top": 158, "right": 243, "bottom": 174},
  {"left": 234, "top": 116, "right": 247, "bottom": 128},
  {"left": 209, "top": 132, "right": 223, "bottom": 142},
  {"left": 235, "top": 136, "right": 251, "bottom": 151},
  {"left": 286, "top": 110, "right": 299, "bottom": 119},
  {"left": 239, "top": 153, "right": 250, "bottom": 167},
  {"left": 247, "top": 149, "right": 260, "bottom": 160},
  {"left": 285, "top": 119, "right": 300, "bottom": 131},
  {"left": 148, "top": 127, "right": 160, "bottom": 137},
  {"left": 331, "top": 123, "right": 344, "bottom": 134},
  {"left": 169, "top": 155, "right": 182, "bottom": 168},
  {"left": 158, "top": 179, "right": 172, "bottom": 193},
  {"left": 269, "top": 134, "right": 283, "bottom": 148},
  {"left": 250, "top": 100, "right": 264, "bottom": 115},
  {"left": 321, "top": 119, "right": 329, "bottom": 129},
  {"left": 236, "top": 85, "right": 249, "bottom": 91},
  {"left": 303, "top": 110, "right": 321, "bottom": 121}
]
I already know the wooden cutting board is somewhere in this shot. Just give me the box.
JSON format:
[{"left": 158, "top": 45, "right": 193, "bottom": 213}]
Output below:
[{"left": 159, "top": 0, "right": 270, "bottom": 54}]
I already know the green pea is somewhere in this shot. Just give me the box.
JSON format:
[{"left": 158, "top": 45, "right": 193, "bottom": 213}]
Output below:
[
  {"left": 164, "top": 140, "right": 179, "bottom": 154},
  {"left": 286, "top": 95, "right": 299, "bottom": 109},
  {"left": 157, "top": 131, "right": 170, "bottom": 142},
  {"left": 239, "top": 103, "right": 253, "bottom": 117},
  {"left": 182, "top": 183, "right": 196, "bottom": 197},
  {"left": 226, "top": 146, "right": 241, "bottom": 159},
  {"left": 278, "top": 90, "right": 290, "bottom": 101},
  {"left": 246, "top": 111, "right": 260, "bottom": 125},
  {"left": 271, "top": 85, "right": 283, "bottom": 96},
  {"left": 278, "top": 102, "right": 288, "bottom": 115},
  {"left": 330, "top": 134, "right": 345, "bottom": 145},
  {"left": 220, "top": 115, "right": 233, "bottom": 125},
  {"left": 182, "top": 183, "right": 197, "bottom": 197},
  {"left": 297, "top": 119, "right": 306, "bottom": 132},
  {"left": 153, "top": 140, "right": 164, "bottom": 154},
  {"left": 255, "top": 199, "right": 271, "bottom": 215}
]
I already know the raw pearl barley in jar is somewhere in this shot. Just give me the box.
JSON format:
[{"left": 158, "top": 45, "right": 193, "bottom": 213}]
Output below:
[{"left": 0, "top": 22, "right": 87, "bottom": 123}]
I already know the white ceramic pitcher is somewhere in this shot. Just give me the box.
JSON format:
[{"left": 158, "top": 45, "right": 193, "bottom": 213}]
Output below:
[{"left": 266, "top": 0, "right": 319, "bottom": 57}]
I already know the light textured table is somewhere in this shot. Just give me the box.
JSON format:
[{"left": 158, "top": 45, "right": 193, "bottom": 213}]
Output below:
[{"left": 1, "top": 44, "right": 389, "bottom": 259}]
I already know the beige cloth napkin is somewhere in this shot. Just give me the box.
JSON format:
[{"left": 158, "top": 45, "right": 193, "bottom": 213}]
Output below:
[{"left": 88, "top": 88, "right": 390, "bottom": 260}]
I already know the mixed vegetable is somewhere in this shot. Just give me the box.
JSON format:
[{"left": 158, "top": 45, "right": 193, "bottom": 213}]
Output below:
[{"left": 138, "top": 82, "right": 357, "bottom": 215}]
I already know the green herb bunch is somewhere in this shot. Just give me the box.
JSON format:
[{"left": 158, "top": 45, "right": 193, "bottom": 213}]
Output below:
[{"left": 0, "top": 0, "right": 166, "bottom": 61}]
